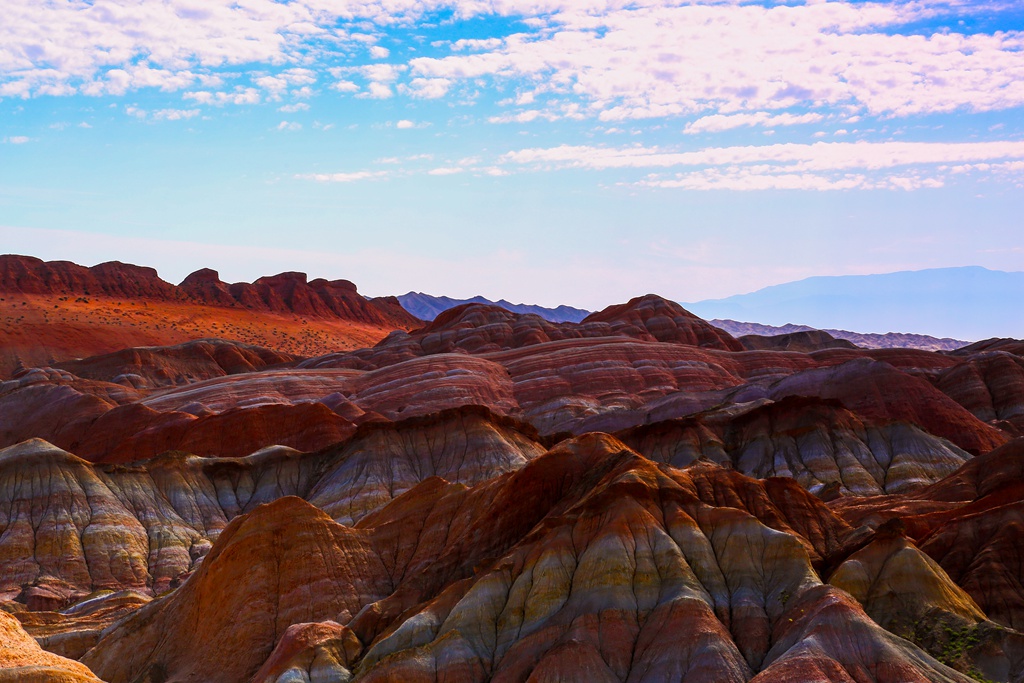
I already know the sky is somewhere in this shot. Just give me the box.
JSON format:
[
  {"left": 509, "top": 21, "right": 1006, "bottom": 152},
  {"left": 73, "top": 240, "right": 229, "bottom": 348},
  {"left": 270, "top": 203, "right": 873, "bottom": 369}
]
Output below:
[{"left": 1, "top": 0, "right": 1023, "bottom": 310}]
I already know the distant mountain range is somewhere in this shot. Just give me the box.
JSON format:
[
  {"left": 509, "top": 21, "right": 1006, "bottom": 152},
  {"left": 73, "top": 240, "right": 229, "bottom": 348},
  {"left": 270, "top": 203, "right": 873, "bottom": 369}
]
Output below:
[
  {"left": 686, "top": 266, "right": 1024, "bottom": 341},
  {"left": 710, "top": 320, "right": 968, "bottom": 352},
  {"left": 396, "top": 292, "right": 592, "bottom": 323}
]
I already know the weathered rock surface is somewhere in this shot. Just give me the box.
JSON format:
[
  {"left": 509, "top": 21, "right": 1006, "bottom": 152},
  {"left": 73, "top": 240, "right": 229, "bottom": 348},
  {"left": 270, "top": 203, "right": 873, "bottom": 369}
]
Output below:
[
  {"left": 77, "top": 435, "right": 971, "bottom": 683},
  {"left": 833, "top": 438, "right": 1024, "bottom": 641},
  {"left": 82, "top": 497, "right": 393, "bottom": 683},
  {"left": 0, "top": 610, "right": 103, "bottom": 682},
  {"left": 936, "top": 351, "right": 1024, "bottom": 435},
  {"left": 13, "top": 590, "right": 152, "bottom": 661},
  {"left": 828, "top": 523, "right": 1024, "bottom": 683},
  {"left": 618, "top": 396, "right": 972, "bottom": 497},
  {"left": 0, "top": 408, "right": 543, "bottom": 603}
]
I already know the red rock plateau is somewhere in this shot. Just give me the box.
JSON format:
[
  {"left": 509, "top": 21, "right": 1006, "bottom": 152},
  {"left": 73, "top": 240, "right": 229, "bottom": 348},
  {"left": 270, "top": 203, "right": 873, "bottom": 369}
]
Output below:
[
  {"left": 0, "top": 255, "right": 420, "bottom": 377},
  {"left": 3, "top": 256, "right": 1024, "bottom": 682}
]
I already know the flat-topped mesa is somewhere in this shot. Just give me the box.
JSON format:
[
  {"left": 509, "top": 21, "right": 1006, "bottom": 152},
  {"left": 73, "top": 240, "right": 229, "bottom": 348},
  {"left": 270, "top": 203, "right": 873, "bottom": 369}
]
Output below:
[
  {"left": 0, "top": 254, "right": 419, "bottom": 328},
  {"left": 0, "top": 254, "right": 181, "bottom": 300}
]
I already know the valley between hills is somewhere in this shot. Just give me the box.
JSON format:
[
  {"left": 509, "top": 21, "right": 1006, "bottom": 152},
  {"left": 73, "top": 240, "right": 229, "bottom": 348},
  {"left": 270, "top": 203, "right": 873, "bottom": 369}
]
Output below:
[{"left": 2, "top": 255, "right": 1024, "bottom": 683}]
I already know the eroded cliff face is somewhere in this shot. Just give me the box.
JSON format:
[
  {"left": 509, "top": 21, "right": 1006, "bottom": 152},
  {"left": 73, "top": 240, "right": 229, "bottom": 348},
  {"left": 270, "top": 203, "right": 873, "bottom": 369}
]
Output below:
[
  {"left": 66, "top": 436, "right": 972, "bottom": 683},
  {"left": 2, "top": 283, "right": 1024, "bottom": 683}
]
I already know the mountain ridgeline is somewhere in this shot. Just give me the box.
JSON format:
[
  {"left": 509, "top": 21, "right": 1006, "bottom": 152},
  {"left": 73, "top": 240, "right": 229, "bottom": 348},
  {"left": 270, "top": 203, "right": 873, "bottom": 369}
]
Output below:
[
  {"left": 687, "top": 266, "right": 1024, "bottom": 340},
  {"left": 396, "top": 291, "right": 592, "bottom": 323}
]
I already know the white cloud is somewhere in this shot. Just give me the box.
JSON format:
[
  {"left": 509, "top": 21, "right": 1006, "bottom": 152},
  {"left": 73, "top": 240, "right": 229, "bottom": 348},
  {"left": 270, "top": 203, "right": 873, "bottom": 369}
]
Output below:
[
  {"left": 502, "top": 139, "right": 1024, "bottom": 191},
  {"left": 3, "top": 136, "right": 29, "bottom": 144},
  {"left": 407, "top": 2, "right": 1024, "bottom": 121},
  {"left": 361, "top": 82, "right": 393, "bottom": 99},
  {"left": 154, "top": 108, "right": 200, "bottom": 120},
  {"left": 1, "top": 0, "right": 1022, "bottom": 132},
  {"left": 451, "top": 38, "right": 503, "bottom": 52},
  {"left": 684, "top": 112, "right": 824, "bottom": 134},
  {"left": 400, "top": 77, "right": 451, "bottom": 99},
  {"left": 277, "top": 120, "right": 302, "bottom": 131},
  {"left": 395, "top": 119, "right": 415, "bottom": 129},
  {"left": 184, "top": 87, "right": 260, "bottom": 106},
  {"left": 296, "top": 171, "right": 386, "bottom": 182},
  {"left": 502, "top": 140, "right": 1024, "bottom": 172},
  {"left": 331, "top": 80, "right": 359, "bottom": 93},
  {"left": 279, "top": 102, "right": 310, "bottom": 112},
  {"left": 427, "top": 167, "right": 464, "bottom": 175}
]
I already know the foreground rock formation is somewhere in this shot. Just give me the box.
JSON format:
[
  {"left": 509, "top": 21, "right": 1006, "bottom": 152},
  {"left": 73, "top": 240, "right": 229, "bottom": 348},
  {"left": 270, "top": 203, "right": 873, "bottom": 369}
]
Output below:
[{"left": 2, "top": 258, "right": 1024, "bottom": 682}]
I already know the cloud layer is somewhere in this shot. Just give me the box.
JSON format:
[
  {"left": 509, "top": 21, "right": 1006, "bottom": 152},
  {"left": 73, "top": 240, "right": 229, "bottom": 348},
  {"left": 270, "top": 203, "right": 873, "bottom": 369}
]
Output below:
[{"left": 5, "top": 0, "right": 1023, "bottom": 122}]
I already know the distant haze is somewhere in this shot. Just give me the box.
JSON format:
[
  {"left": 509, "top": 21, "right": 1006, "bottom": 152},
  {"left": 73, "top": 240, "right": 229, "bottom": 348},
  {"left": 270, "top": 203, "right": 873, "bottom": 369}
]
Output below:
[
  {"left": 396, "top": 292, "right": 591, "bottom": 323},
  {"left": 686, "top": 266, "right": 1024, "bottom": 341}
]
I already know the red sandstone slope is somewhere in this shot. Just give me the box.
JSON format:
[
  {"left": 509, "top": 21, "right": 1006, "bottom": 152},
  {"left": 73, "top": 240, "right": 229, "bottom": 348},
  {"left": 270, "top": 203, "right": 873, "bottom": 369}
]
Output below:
[
  {"left": 0, "top": 255, "right": 421, "bottom": 376},
  {"left": 0, "top": 255, "right": 419, "bottom": 328},
  {"left": 0, "top": 611, "right": 103, "bottom": 682},
  {"left": 301, "top": 294, "right": 742, "bottom": 371},
  {"left": 1, "top": 319, "right": 1009, "bottom": 466}
]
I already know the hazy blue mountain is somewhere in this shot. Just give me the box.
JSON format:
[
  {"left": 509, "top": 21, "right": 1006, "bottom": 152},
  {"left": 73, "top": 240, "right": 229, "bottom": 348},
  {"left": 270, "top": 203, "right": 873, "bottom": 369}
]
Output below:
[
  {"left": 686, "top": 266, "right": 1024, "bottom": 341},
  {"left": 397, "top": 292, "right": 592, "bottom": 323}
]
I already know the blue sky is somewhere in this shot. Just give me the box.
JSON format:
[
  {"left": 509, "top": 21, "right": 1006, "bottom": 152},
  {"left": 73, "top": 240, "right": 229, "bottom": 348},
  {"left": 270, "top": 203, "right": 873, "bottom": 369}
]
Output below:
[{"left": 1, "top": 0, "right": 1023, "bottom": 310}]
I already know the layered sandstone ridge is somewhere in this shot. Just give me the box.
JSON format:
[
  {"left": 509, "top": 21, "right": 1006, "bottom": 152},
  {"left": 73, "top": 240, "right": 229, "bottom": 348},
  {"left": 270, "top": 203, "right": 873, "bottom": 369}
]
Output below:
[
  {"left": 0, "top": 409, "right": 542, "bottom": 607},
  {"left": 81, "top": 435, "right": 973, "bottom": 683}
]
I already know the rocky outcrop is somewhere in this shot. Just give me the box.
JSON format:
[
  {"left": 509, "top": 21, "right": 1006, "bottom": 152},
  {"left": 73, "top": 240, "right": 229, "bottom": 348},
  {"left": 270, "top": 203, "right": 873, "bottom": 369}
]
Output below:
[
  {"left": 0, "top": 610, "right": 103, "bottom": 682},
  {"left": 828, "top": 525, "right": 1024, "bottom": 682},
  {"left": 741, "top": 358, "right": 1008, "bottom": 455},
  {"left": 0, "top": 254, "right": 179, "bottom": 301},
  {"left": 14, "top": 590, "right": 151, "bottom": 661},
  {"left": 82, "top": 497, "right": 393, "bottom": 683},
  {"left": 935, "top": 351, "right": 1024, "bottom": 435},
  {"left": 833, "top": 438, "right": 1024, "bottom": 639},
  {"left": 0, "top": 255, "right": 418, "bottom": 329}
]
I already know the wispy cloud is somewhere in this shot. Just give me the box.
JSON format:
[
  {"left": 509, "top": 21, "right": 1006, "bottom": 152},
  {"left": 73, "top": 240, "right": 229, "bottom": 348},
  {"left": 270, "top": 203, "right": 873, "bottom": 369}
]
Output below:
[
  {"left": 296, "top": 171, "right": 386, "bottom": 182},
  {"left": 502, "top": 140, "right": 1024, "bottom": 190}
]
